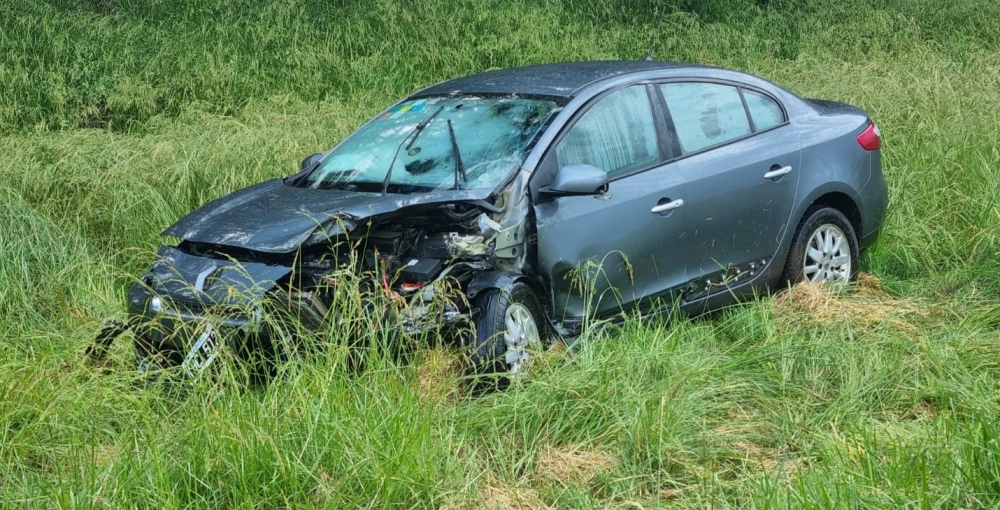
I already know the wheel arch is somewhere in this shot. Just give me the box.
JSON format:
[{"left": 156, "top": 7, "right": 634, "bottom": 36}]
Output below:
[
  {"left": 765, "top": 187, "right": 864, "bottom": 287},
  {"left": 466, "top": 271, "right": 536, "bottom": 300},
  {"left": 807, "top": 191, "right": 863, "bottom": 241},
  {"left": 466, "top": 270, "right": 555, "bottom": 334}
]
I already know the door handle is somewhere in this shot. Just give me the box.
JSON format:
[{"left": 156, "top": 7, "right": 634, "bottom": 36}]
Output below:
[
  {"left": 651, "top": 199, "right": 684, "bottom": 214},
  {"left": 764, "top": 165, "right": 793, "bottom": 179}
]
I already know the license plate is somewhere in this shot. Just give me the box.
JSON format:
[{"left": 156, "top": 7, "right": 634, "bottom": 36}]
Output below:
[{"left": 181, "top": 324, "right": 221, "bottom": 379}]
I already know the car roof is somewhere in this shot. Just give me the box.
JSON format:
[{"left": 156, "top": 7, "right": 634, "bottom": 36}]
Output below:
[{"left": 411, "top": 60, "right": 701, "bottom": 100}]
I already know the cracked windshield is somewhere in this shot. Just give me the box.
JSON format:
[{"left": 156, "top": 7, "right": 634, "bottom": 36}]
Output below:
[{"left": 303, "top": 96, "right": 561, "bottom": 193}]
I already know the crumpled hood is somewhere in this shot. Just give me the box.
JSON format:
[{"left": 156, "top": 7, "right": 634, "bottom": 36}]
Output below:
[
  {"left": 149, "top": 245, "right": 292, "bottom": 306},
  {"left": 162, "top": 179, "right": 495, "bottom": 253}
]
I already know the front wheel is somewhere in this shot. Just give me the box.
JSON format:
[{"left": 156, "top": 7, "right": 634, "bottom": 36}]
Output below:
[
  {"left": 782, "top": 206, "right": 859, "bottom": 284},
  {"left": 469, "top": 281, "right": 546, "bottom": 387}
]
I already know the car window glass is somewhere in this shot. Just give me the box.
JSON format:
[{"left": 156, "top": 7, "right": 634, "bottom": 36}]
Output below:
[
  {"left": 304, "top": 97, "right": 560, "bottom": 192},
  {"left": 743, "top": 89, "right": 784, "bottom": 130},
  {"left": 555, "top": 85, "right": 659, "bottom": 178},
  {"left": 660, "top": 83, "right": 751, "bottom": 154}
]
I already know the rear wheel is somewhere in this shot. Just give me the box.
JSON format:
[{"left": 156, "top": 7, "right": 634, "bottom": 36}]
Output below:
[
  {"left": 469, "top": 281, "right": 546, "bottom": 388},
  {"left": 783, "top": 206, "right": 859, "bottom": 284}
]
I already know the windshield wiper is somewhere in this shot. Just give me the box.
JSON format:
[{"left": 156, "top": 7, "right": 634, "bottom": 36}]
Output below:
[
  {"left": 446, "top": 119, "right": 467, "bottom": 190},
  {"left": 382, "top": 106, "right": 445, "bottom": 194},
  {"left": 407, "top": 106, "right": 443, "bottom": 150}
]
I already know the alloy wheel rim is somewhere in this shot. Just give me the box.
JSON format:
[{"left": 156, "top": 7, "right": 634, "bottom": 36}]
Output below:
[
  {"left": 503, "top": 303, "right": 540, "bottom": 374},
  {"left": 802, "top": 224, "right": 851, "bottom": 283}
]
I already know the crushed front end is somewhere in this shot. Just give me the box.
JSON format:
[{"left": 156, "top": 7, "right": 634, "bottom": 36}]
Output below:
[
  {"left": 93, "top": 92, "right": 558, "bottom": 377},
  {"left": 114, "top": 193, "right": 532, "bottom": 378},
  {"left": 125, "top": 244, "right": 293, "bottom": 376}
]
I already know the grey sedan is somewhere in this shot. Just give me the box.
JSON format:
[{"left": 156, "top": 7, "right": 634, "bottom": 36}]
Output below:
[{"left": 97, "top": 61, "right": 887, "bottom": 382}]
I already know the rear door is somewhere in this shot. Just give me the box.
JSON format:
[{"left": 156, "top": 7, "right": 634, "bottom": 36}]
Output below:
[{"left": 652, "top": 82, "right": 801, "bottom": 301}]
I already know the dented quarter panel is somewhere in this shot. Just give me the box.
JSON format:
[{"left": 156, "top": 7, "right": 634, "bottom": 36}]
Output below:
[
  {"left": 789, "top": 100, "right": 883, "bottom": 243},
  {"left": 482, "top": 170, "right": 533, "bottom": 272}
]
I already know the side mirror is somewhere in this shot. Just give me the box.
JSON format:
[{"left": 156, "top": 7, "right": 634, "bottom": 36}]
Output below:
[
  {"left": 300, "top": 153, "right": 323, "bottom": 171},
  {"left": 284, "top": 153, "right": 324, "bottom": 185},
  {"left": 539, "top": 164, "right": 609, "bottom": 197}
]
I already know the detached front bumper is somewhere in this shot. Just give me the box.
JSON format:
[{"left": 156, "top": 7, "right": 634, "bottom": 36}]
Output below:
[
  {"left": 94, "top": 245, "right": 477, "bottom": 374},
  {"left": 127, "top": 283, "right": 269, "bottom": 373}
]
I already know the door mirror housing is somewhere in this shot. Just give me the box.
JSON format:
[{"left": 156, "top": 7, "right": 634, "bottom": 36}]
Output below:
[
  {"left": 300, "top": 153, "right": 323, "bottom": 171},
  {"left": 540, "top": 164, "right": 609, "bottom": 197},
  {"left": 284, "top": 153, "right": 323, "bottom": 185}
]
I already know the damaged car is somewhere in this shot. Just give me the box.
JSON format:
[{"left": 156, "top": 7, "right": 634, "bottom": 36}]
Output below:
[{"left": 95, "top": 60, "right": 887, "bottom": 380}]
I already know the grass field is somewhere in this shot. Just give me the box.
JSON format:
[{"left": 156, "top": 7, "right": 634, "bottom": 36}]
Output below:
[{"left": 2, "top": 0, "right": 999, "bottom": 507}]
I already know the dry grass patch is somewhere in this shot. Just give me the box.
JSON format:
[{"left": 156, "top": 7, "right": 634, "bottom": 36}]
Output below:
[
  {"left": 308, "top": 471, "right": 342, "bottom": 506},
  {"left": 888, "top": 400, "right": 937, "bottom": 422},
  {"left": 90, "top": 443, "right": 119, "bottom": 470},
  {"left": 440, "top": 476, "right": 553, "bottom": 510},
  {"left": 520, "top": 340, "right": 572, "bottom": 376},
  {"left": 536, "top": 444, "right": 615, "bottom": 487},
  {"left": 771, "top": 273, "right": 930, "bottom": 330},
  {"left": 724, "top": 440, "right": 803, "bottom": 478}
]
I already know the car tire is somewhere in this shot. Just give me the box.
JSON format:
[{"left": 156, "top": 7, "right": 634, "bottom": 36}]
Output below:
[
  {"left": 469, "top": 281, "right": 546, "bottom": 389},
  {"left": 782, "top": 206, "right": 859, "bottom": 284}
]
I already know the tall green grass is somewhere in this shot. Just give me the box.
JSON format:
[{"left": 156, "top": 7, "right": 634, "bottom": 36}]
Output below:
[{"left": 2, "top": 0, "right": 999, "bottom": 507}]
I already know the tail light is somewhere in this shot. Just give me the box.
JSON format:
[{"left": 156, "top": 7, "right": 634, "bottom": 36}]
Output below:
[{"left": 857, "top": 123, "right": 881, "bottom": 151}]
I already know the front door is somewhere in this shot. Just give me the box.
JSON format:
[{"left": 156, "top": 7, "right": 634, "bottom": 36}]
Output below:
[{"left": 534, "top": 84, "right": 679, "bottom": 321}]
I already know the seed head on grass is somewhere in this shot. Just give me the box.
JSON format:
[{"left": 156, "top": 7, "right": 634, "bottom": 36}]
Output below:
[{"left": 414, "top": 347, "right": 464, "bottom": 406}]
